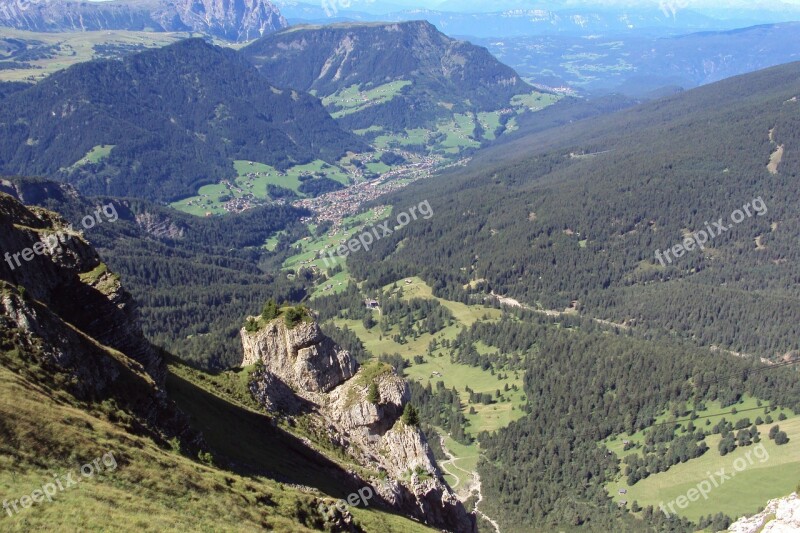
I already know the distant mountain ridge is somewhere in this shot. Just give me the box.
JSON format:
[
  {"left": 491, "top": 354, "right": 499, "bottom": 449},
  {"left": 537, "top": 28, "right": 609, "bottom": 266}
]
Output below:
[
  {"left": 242, "top": 21, "right": 535, "bottom": 131},
  {"left": 0, "top": 0, "right": 288, "bottom": 42},
  {"left": 0, "top": 38, "right": 366, "bottom": 201}
]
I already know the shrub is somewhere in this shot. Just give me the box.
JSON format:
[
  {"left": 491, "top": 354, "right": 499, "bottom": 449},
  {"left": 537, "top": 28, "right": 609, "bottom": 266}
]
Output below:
[
  {"left": 367, "top": 382, "right": 381, "bottom": 405},
  {"left": 402, "top": 404, "right": 419, "bottom": 426}
]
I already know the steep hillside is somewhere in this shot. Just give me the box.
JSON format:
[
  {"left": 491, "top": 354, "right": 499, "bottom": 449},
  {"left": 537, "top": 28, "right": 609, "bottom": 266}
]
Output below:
[
  {"left": 0, "top": 192, "right": 441, "bottom": 531},
  {"left": 308, "top": 60, "right": 800, "bottom": 531},
  {"left": 242, "top": 21, "right": 539, "bottom": 133},
  {"left": 0, "top": 38, "right": 367, "bottom": 201},
  {"left": 0, "top": 191, "right": 195, "bottom": 448},
  {"left": 349, "top": 60, "right": 800, "bottom": 362},
  {"left": 0, "top": 177, "right": 311, "bottom": 368},
  {"left": 239, "top": 312, "right": 475, "bottom": 531},
  {"left": 0, "top": 0, "right": 287, "bottom": 42}
]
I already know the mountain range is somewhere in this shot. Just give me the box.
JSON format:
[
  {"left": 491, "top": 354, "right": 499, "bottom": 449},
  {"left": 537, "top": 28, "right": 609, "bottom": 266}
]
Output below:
[
  {"left": 481, "top": 21, "right": 800, "bottom": 96},
  {"left": 0, "top": 38, "right": 366, "bottom": 201},
  {"left": 274, "top": 0, "right": 800, "bottom": 38},
  {"left": 0, "top": 0, "right": 287, "bottom": 41}
]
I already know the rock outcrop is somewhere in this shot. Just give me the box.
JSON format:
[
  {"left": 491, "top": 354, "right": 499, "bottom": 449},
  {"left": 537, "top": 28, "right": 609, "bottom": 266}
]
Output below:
[
  {"left": 0, "top": 0, "right": 287, "bottom": 42},
  {"left": 729, "top": 493, "right": 800, "bottom": 533},
  {"left": 241, "top": 319, "right": 357, "bottom": 393},
  {"left": 241, "top": 316, "right": 476, "bottom": 533},
  {"left": 0, "top": 193, "right": 195, "bottom": 444},
  {"left": 0, "top": 192, "right": 162, "bottom": 382}
]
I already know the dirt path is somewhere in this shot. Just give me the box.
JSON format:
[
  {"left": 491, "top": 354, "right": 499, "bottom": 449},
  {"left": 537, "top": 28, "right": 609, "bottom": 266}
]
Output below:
[
  {"left": 488, "top": 292, "right": 628, "bottom": 330},
  {"left": 439, "top": 436, "right": 501, "bottom": 533}
]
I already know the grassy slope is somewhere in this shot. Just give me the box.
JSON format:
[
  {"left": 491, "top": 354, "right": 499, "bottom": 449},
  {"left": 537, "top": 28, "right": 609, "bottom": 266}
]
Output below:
[
  {"left": 604, "top": 399, "right": 799, "bottom": 522},
  {"left": 170, "top": 160, "right": 352, "bottom": 216},
  {"left": 0, "top": 28, "right": 185, "bottom": 82},
  {"left": 0, "top": 350, "right": 431, "bottom": 531}
]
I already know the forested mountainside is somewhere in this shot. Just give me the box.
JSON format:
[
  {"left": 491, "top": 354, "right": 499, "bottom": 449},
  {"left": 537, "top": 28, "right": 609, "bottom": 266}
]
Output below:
[
  {"left": 242, "top": 21, "right": 535, "bottom": 131},
  {"left": 310, "top": 60, "right": 800, "bottom": 531},
  {"left": 0, "top": 0, "right": 287, "bottom": 42},
  {"left": 348, "top": 60, "right": 800, "bottom": 361},
  {"left": 0, "top": 191, "right": 451, "bottom": 531},
  {"left": 0, "top": 38, "right": 365, "bottom": 202},
  {"left": 0, "top": 177, "right": 310, "bottom": 368}
]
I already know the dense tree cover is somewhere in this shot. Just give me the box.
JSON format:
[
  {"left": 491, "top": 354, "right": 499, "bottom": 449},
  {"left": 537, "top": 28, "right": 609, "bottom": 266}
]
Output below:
[
  {"left": 410, "top": 380, "right": 472, "bottom": 444},
  {"left": 7, "top": 178, "right": 310, "bottom": 368},
  {"left": 333, "top": 65, "right": 800, "bottom": 528},
  {"left": 347, "top": 60, "right": 800, "bottom": 361},
  {"left": 0, "top": 39, "right": 366, "bottom": 202},
  {"left": 0, "top": 81, "right": 29, "bottom": 99},
  {"left": 266, "top": 184, "right": 298, "bottom": 200},
  {"left": 474, "top": 313, "right": 798, "bottom": 531},
  {"left": 297, "top": 177, "right": 345, "bottom": 197},
  {"left": 314, "top": 283, "right": 454, "bottom": 342}
]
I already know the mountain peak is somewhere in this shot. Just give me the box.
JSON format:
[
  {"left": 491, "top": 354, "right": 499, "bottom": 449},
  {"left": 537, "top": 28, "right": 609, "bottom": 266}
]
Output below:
[{"left": 0, "top": 0, "right": 288, "bottom": 42}]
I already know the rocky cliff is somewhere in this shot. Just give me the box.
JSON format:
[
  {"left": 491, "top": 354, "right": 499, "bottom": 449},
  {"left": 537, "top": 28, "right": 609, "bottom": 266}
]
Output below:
[
  {"left": 729, "top": 493, "right": 800, "bottom": 533},
  {"left": 0, "top": 0, "right": 287, "bottom": 42},
  {"left": 241, "top": 315, "right": 476, "bottom": 532},
  {"left": 0, "top": 192, "right": 193, "bottom": 442}
]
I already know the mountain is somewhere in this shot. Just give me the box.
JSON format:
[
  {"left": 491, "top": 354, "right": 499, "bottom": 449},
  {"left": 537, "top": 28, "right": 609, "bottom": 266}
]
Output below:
[
  {"left": 0, "top": 190, "right": 454, "bottom": 531},
  {"left": 0, "top": 176, "right": 312, "bottom": 368},
  {"left": 351, "top": 59, "right": 800, "bottom": 362},
  {"left": 0, "top": 0, "right": 288, "bottom": 42},
  {"left": 241, "top": 313, "right": 475, "bottom": 531},
  {"left": 0, "top": 38, "right": 367, "bottom": 202},
  {"left": 0, "top": 190, "right": 195, "bottom": 443},
  {"left": 480, "top": 22, "right": 800, "bottom": 96},
  {"left": 338, "top": 57, "right": 800, "bottom": 532},
  {"left": 241, "top": 21, "right": 535, "bottom": 132},
  {"left": 273, "top": 2, "right": 772, "bottom": 38}
]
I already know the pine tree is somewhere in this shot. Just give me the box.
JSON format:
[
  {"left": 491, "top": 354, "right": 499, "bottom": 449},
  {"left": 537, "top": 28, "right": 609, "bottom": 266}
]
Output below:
[
  {"left": 402, "top": 404, "right": 419, "bottom": 426},
  {"left": 367, "top": 382, "right": 381, "bottom": 405},
  {"left": 261, "top": 299, "right": 280, "bottom": 321}
]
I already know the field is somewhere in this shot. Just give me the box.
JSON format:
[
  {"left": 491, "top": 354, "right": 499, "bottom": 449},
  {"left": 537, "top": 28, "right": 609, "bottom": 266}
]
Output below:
[
  {"left": 334, "top": 277, "right": 525, "bottom": 439},
  {"left": 511, "top": 91, "right": 561, "bottom": 111},
  {"left": 67, "top": 144, "right": 115, "bottom": 170},
  {"left": 604, "top": 399, "right": 799, "bottom": 522},
  {"left": 170, "top": 159, "right": 352, "bottom": 216},
  {"left": 0, "top": 28, "right": 185, "bottom": 82},
  {"left": 323, "top": 81, "right": 412, "bottom": 119}
]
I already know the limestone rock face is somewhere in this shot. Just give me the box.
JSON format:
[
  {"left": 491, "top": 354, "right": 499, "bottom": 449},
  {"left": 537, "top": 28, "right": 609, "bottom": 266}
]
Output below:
[
  {"left": 0, "top": 0, "right": 288, "bottom": 42},
  {"left": 0, "top": 193, "right": 195, "bottom": 444},
  {"left": 0, "top": 193, "right": 162, "bottom": 383},
  {"left": 729, "top": 493, "right": 800, "bottom": 533},
  {"left": 242, "top": 320, "right": 476, "bottom": 532},
  {"left": 329, "top": 370, "right": 408, "bottom": 432},
  {"left": 241, "top": 319, "right": 357, "bottom": 393}
]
